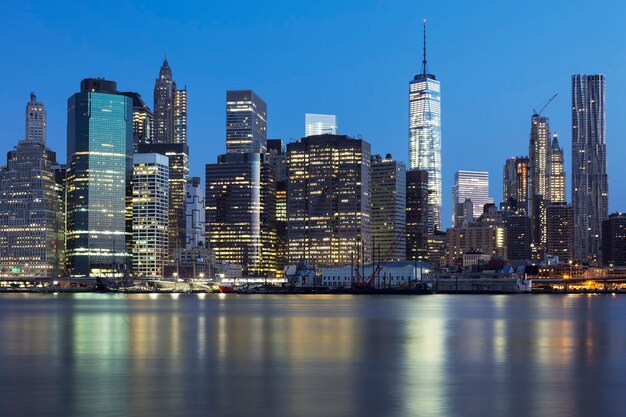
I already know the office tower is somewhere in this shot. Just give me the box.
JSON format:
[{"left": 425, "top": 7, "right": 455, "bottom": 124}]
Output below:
[
  {"left": 529, "top": 115, "right": 550, "bottom": 207},
  {"left": 25, "top": 92, "right": 46, "bottom": 144},
  {"left": 547, "top": 134, "right": 565, "bottom": 203},
  {"left": 174, "top": 88, "right": 187, "bottom": 144},
  {"left": 572, "top": 74, "right": 608, "bottom": 262},
  {"left": 286, "top": 134, "right": 371, "bottom": 266},
  {"left": 52, "top": 164, "right": 68, "bottom": 274},
  {"left": 205, "top": 153, "right": 277, "bottom": 276},
  {"left": 66, "top": 79, "right": 133, "bottom": 277},
  {"left": 445, "top": 224, "right": 507, "bottom": 265},
  {"left": 371, "top": 154, "right": 406, "bottom": 261},
  {"left": 305, "top": 113, "right": 337, "bottom": 136},
  {"left": 502, "top": 156, "right": 529, "bottom": 214},
  {"left": 132, "top": 153, "right": 169, "bottom": 277},
  {"left": 0, "top": 93, "right": 62, "bottom": 277},
  {"left": 504, "top": 214, "right": 531, "bottom": 261},
  {"left": 452, "top": 170, "right": 493, "bottom": 223},
  {"left": 602, "top": 213, "right": 626, "bottom": 267},
  {"left": 454, "top": 198, "right": 474, "bottom": 228},
  {"left": 409, "top": 22, "right": 442, "bottom": 230},
  {"left": 153, "top": 57, "right": 176, "bottom": 144},
  {"left": 120, "top": 92, "right": 153, "bottom": 153},
  {"left": 406, "top": 169, "right": 430, "bottom": 262},
  {"left": 226, "top": 90, "right": 267, "bottom": 153},
  {"left": 185, "top": 177, "right": 205, "bottom": 250},
  {"left": 545, "top": 204, "right": 574, "bottom": 264},
  {"left": 267, "top": 139, "right": 287, "bottom": 275},
  {"left": 138, "top": 143, "right": 189, "bottom": 259}
]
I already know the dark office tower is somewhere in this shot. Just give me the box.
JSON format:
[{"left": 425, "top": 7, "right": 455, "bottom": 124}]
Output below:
[
  {"left": 572, "top": 74, "right": 608, "bottom": 263},
  {"left": 409, "top": 22, "right": 442, "bottom": 230},
  {"left": 205, "top": 153, "right": 277, "bottom": 276},
  {"left": 547, "top": 134, "right": 566, "bottom": 203},
  {"left": 52, "top": 164, "right": 68, "bottom": 274},
  {"left": 504, "top": 214, "right": 531, "bottom": 261},
  {"left": 153, "top": 57, "right": 176, "bottom": 144},
  {"left": 226, "top": 90, "right": 267, "bottom": 154},
  {"left": 120, "top": 92, "right": 153, "bottom": 153},
  {"left": 66, "top": 79, "right": 133, "bottom": 277},
  {"left": 287, "top": 134, "right": 371, "bottom": 266},
  {"left": 0, "top": 93, "right": 62, "bottom": 277},
  {"left": 545, "top": 204, "right": 574, "bottom": 264},
  {"left": 267, "top": 139, "right": 286, "bottom": 275},
  {"left": 371, "top": 154, "right": 406, "bottom": 261},
  {"left": 529, "top": 114, "right": 551, "bottom": 248},
  {"left": 502, "top": 156, "right": 529, "bottom": 214},
  {"left": 138, "top": 143, "right": 189, "bottom": 260},
  {"left": 602, "top": 213, "right": 626, "bottom": 267},
  {"left": 406, "top": 169, "right": 430, "bottom": 262}
]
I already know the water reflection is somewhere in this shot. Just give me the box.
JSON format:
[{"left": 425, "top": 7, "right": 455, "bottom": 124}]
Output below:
[{"left": 0, "top": 294, "right": 625, "bottom": 417}]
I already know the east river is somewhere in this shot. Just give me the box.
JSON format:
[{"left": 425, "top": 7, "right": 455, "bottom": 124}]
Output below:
[{"left": 0, "top": 293, "right": 625, "bottom": 417}]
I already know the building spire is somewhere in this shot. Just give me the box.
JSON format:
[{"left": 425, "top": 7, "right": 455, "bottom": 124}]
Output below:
[{"left": 422, "top": 19, "right": 428, "bottom": 75}]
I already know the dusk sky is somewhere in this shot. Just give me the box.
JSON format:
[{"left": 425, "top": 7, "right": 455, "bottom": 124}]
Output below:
[{"left": 2, "top": 0, "right": 625, "bottom": 227}]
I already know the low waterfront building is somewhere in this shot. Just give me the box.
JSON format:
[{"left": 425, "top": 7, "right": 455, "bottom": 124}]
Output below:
[{"left": 320, "top": 261, "right": 431, "bottom": 288}]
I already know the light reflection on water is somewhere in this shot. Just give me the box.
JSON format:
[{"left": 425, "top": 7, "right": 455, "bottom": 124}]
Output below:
[{"left": 0, "top": 294, "right": 625, "bottom": 417}]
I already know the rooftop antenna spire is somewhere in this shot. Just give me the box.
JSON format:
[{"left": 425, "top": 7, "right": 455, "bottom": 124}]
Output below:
[{"left": 422, "top": 19, "right": 428, "bottom": 75}]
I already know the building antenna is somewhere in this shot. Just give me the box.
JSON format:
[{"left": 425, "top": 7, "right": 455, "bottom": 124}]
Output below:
[{"left": 422, "top": 19, "right": 428, "bottom": 75}]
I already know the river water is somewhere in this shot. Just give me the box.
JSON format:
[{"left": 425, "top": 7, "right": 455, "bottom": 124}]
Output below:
[{"left": 0, "top": 293, "right": 624, "bottom": 417}]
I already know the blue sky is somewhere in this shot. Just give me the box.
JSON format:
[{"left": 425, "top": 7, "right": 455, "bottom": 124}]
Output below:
[{"left": 1, "top": 0, "right": 625, "bottom": 227}]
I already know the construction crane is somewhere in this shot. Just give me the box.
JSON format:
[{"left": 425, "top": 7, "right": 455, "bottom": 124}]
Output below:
[{"left": 532, "top": 93, "right": 558, "bottom": 117}]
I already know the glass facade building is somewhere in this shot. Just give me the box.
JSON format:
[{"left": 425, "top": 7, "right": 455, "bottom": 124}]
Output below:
[
  {"left": 502, "top": 156, "right": 529, "bottom": 214},
  {"left": 409, "top": 53, "right": 441, "bottom": 230},
  {"left": 305, "top": 113, "right": 337, "bottom": 137},
  {"left": 120, "top": 92, "right": 153, "bottom": 153},
  {"left": 66, "top": 78, "right": 133, "bottom": 277},
  {"left": 406, "top": 169, "right": 430, "bottom": 262},
  {"left": 572, "top": 74, "right": 608, "bottom": 262}
]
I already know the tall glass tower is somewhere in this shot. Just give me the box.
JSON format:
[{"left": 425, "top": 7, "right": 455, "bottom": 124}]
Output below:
[
  {"left": 572, "top": 74, "right": 608, "bottom": 262},
  {"left": 409, "top": 21, "right": 441, "bottom": 230},
  {"left": 66, "top": 78, "right": 133, "bottom": 277}
]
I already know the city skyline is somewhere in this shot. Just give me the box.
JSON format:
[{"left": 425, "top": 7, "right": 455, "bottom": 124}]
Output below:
[{"left": 1, "top": 1, "right": 625, "bottom": 228}]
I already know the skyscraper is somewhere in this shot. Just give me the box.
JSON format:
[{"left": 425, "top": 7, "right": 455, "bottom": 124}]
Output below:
[
  {"left": 305, "top": 113, "right": 337, "bottom": 137},
  {"left": 66, "top": 78, "right": 133, "bottom": 277},
  {"left": 502, "top": 156, "right": 529, "bottom": 214},
  {"left": 602, "top": 213, "right": 626, "bottom": 267},
  {"left": 120, "top": 92, "right": 153, "bottom": 153},
  {"left": 572, "top": 74, "right": 608, "bottom": 262},
  {"left": 138, "top": 142, "right": 189, "bottom": 258},
  {"left": 452, "top": 170, "right": 493, "bottom": 223},
  {"left": 0, "top": 93, "right": 62, "bottom": 277},
  {"left": 267, "top": 139, "right": 287, "bottom": 275},
  {"left": 406, "top": 169, "right": 430, "bottom": 262},
  {"left": 286, "top": 134, "right": 371, "bottom": 266},
  {"left": 153, "top": 57, "right": 176, "bottom": 144},
  {"left": 205, "top": 153, "right": 277, "bottom": 276},
  {"left": 547, "top": 133, "right": 566, "bottom": 203},
  {"left": 25, "top": 92, "right": 46, "bottom": 144},
  {"left": 371, "top": 154, "right": 406, "bottom": 261},
  {"left": 226, "top": 90, "right": 267, "bottom": 154},
  {"left": 409, "top": 22, "right": 442, "bottom": 230},
  {"left": 132, "top": 153, "right": 169, "bottom": 278},
  {"left": 174, "top": 88, "right": 187, "bottom": 144},
  {"left": 185, "top": 177, "right": 205, "bottom": 251},
  {"left": 545, "top": 203, "right": 574, "bottom": 264}
]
